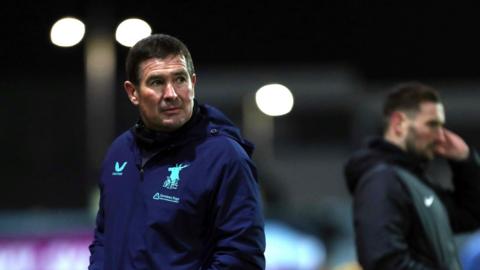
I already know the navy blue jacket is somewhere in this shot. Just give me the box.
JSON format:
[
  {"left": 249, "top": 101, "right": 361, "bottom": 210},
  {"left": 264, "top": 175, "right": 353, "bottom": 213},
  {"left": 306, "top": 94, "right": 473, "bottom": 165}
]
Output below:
[
  {"left": 344, "top": 137, "right": 480, "bottom": 270},
  {"left": 88, "top": 103, "right": 266, "bottom": 270}
]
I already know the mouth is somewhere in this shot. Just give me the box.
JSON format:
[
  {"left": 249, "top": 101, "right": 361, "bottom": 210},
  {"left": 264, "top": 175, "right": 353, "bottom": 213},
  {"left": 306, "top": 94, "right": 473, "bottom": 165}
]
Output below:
[{"left": 162, "top": 107, "right": 180, "bottom": 114}]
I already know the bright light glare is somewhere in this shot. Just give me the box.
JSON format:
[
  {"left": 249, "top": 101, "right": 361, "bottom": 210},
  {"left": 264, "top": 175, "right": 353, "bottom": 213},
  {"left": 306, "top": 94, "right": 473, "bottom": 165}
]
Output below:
[
  {"left": 115, "top": 18, "right": 152, "bottom": 47},
  {"left": 255, "top": 84, "right": 294, "bottom": 116},
  {"left": 50, "top": 17, "right": 85, "bottom": 47}
]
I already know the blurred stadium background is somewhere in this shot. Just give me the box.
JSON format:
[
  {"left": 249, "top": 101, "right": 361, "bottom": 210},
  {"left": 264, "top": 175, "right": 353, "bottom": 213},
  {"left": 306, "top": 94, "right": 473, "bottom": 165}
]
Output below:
[{"left": 1, "top": 1, "right": 480, "bottom": 269}]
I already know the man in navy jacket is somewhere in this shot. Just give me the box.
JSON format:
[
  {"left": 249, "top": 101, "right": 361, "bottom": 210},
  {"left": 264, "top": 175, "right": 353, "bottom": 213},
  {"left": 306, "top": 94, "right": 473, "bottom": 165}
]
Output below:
[{"left": 88, "top": 33, "right": 266, "bottom": 270}]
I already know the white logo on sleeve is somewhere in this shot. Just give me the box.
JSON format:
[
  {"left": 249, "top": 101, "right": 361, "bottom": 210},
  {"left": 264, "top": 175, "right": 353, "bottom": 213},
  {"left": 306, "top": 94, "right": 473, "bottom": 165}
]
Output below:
[
  {"left": 112, "top": 161, "right": 128, "bottom": 176},
  {"left": 424, "top": 195, "right": 434, "bottom": 207}
]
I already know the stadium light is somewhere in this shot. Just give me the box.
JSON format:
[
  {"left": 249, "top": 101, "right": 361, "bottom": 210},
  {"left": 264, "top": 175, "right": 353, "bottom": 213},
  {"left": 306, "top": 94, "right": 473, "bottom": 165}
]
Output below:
[
  {"left": 50, "top": 17, "right": 86, "bottom": 47},
  {"left": 255, "top": 83, "right": 294, "bottom": 116},
  {"left": 115, "top": 18, "right": 152, "bottom": 47}
]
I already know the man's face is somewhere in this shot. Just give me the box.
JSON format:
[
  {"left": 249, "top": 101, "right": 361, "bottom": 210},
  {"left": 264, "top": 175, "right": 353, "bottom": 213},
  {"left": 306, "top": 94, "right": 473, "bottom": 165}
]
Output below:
[
  {"left": 404, "top": 102, "right": 445, "bottom": 160},
  {"left": 125, "top": 55, "right": 196, "bottom": 132}
]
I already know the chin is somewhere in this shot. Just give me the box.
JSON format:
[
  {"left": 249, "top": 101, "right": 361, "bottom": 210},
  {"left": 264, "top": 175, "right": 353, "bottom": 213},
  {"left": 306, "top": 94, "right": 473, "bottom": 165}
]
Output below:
[
  {"left": 162, "top": 120, "right": 186, "bottom": 131},
  {"left": 408, "top": 149, "right": 432, "bottom": 161},
  {"left": 426, "top": 155, "right": 435, "bottom": 161},
  {"left": 424, "top": 151, "right": 436, "bottom": 160}
]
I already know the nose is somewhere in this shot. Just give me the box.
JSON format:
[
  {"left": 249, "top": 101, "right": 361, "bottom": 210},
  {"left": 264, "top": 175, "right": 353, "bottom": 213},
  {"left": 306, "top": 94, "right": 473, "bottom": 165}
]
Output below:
[
  {"left": 436, "top": 127, "right": 446, "bottom": 143},
  {"left": 163, "top": 82, "right": 178, "bottom": 100}
]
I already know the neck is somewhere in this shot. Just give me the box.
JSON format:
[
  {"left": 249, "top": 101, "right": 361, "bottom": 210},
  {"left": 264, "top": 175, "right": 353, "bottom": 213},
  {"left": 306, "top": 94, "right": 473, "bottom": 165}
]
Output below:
[{"left": 384, "top": 130, "right": 406, "bottom": 152}]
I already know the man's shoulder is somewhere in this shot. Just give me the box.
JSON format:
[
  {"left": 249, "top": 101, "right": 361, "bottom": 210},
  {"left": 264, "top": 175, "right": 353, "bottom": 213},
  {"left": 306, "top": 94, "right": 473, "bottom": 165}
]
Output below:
[
  {"left": 205, "top": 133, "right": 247, "bottom": 150},
  {"left": 357, "top": 164, "right": 407, "bottom": 193},
  {"left": 200, "top": 134, "right": 250, "bottom": 161},
  {"left": 353, "top": 164, "right": 414, "bottom": 210},
  {"left": 110, "top": 130, "right": 135, "bottom": 146},
  {"left": 363, "top": 163, "right": 396, "bottom": 177},
  {"left": 104, "top": 130, "right": 136, "bottom": 157}
]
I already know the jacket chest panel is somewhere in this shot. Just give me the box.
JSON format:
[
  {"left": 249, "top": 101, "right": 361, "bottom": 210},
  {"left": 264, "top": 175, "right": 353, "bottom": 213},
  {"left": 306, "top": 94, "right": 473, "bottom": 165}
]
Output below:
[
  {"left": 103, "top": 159, "right": 140, "bottom": 205},
  {"left": 140, "top": 162, "right": 214, "bottom": 228}
]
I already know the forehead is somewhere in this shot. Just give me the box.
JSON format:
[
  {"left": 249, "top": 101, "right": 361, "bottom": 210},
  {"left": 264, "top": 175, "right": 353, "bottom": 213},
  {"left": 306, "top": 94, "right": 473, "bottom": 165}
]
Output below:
[
  {"left": 415, "top": 101, "right": 445, "bottom": 123},
  {"left": 139, "top": 55, "right": 188, "bottom": 77}
]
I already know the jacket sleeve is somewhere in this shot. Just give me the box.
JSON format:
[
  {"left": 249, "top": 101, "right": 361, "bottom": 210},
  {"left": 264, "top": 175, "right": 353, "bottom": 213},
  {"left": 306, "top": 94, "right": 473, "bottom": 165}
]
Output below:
[
  {"left": 88, "top": 184, "right": 105, "bottom": 270},
  {"left": 441, "top": 148, "right": 480, "bottom": 232},
  {"left": 353, "top": 168, "right": 440, "bottom": 270},
  {"left": 205, "top": 153, "right": 266, "bottom": 270}
]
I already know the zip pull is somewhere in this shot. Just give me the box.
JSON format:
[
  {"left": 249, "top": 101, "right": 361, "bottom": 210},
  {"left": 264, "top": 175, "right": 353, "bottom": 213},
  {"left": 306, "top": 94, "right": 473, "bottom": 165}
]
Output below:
[{"left": 139, "top": 167, "right": 145, "bottom": 181}]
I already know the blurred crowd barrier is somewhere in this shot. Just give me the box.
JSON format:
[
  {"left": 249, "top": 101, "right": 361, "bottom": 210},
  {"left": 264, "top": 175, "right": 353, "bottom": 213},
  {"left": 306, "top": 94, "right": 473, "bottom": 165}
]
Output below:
[
  {"left": 0, "top": 209, "right": 479, "bottom": 270},
  {"left": 0, "top": 232, "right": 91, "bottom": 270}
]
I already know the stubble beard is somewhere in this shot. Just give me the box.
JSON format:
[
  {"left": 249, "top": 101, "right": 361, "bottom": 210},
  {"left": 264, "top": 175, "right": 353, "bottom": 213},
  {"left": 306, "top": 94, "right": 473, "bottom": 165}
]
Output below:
[{"left": 405, "top": 126, "right": 435, "bottom": 161}]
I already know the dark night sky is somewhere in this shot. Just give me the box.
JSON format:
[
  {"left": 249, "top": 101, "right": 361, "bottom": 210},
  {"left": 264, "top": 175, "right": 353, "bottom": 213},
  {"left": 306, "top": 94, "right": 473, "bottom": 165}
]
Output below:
[
  {"left": 2, "top": 1, "right": 480, "bottom": 209},
  {"left": 4, "top": 1, "right": 480, "bottom": 81}
]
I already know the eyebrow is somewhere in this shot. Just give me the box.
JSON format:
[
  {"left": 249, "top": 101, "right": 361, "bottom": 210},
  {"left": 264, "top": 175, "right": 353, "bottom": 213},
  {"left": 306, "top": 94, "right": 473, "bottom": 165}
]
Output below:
[
  {"left": 145, "top": 74, "right": 164, "bottom": 82},
  {"left": 145, "top": 69, "right": 188, "bottom": 81},
  {"left": 172, "top": 70, "right": 188, "bottom": 76},
  {"left": 147, "top": 69, "right": 188, "bottom": 78}
]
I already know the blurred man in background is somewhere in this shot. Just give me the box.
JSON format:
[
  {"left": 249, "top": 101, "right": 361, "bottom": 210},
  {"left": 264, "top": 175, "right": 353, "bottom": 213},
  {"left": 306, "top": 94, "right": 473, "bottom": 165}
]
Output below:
[
  {"left": 88, "top": 33, "right": 265, "bottom": 270},
  {"left": 344, "top": 82, "right": 480, "bottom": 269}
]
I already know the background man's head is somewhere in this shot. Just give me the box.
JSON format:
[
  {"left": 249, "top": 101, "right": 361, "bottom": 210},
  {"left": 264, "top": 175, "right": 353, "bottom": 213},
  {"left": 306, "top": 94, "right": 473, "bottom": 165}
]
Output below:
[{"left": 383, "top": 82, "right": 446, "bottom": 160}]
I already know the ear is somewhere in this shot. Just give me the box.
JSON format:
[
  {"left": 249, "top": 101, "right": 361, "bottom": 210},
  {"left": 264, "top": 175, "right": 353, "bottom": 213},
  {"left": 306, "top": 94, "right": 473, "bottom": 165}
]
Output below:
[
  {"left": 191, "top": 73, "right": 197, "bottom": 86},
  {"left": 190, "top": 73, "right": 197, "bottom": 97},
  {"left": 390, "top": 111, "right": 408, "bottom": 136},
  {"left": 124, "top": 81, "right": 139, "bottom": 106}
]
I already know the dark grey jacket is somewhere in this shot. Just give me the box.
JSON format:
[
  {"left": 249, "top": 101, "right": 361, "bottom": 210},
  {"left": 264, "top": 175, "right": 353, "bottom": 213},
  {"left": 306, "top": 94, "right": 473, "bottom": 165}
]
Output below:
[{"left": 344, "top": 137, "right": 480, "bottom": 270}]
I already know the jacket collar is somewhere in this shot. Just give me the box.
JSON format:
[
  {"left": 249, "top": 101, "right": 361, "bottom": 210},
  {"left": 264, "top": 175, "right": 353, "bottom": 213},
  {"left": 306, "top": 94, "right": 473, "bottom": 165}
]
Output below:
[
  {"left": 368, "top": 137, "right": 429, "bottom": 176},
  {"left": 131, "top": 100, "right": 204, "bottom": 151}
]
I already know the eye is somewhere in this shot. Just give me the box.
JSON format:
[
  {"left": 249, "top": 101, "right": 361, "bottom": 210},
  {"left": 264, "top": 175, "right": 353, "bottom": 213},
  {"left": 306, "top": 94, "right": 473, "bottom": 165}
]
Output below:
[
  {"left": 175, "top": 76, "right": 187, "bottom": 84},
  {"left": 150, "top": 78, "right": 164, "bottom": 86}
]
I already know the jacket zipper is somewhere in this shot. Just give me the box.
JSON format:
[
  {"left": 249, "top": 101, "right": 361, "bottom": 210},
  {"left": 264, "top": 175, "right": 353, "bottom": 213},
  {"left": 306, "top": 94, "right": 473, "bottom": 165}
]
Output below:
[{"left": 140, "top": 167, "right": 144, "bottom": 181}]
